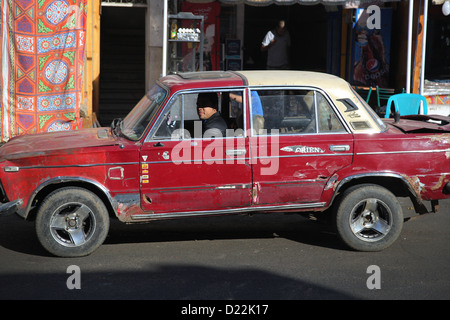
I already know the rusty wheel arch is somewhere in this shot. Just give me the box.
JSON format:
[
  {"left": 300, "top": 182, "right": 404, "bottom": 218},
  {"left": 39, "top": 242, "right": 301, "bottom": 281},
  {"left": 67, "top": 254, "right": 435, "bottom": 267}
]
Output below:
[
  {"left": 330, "top": 173, "right": 429, "bottom": 214},
  {"left": 23, "top": 177, "right": 116, "bottom": 221}
]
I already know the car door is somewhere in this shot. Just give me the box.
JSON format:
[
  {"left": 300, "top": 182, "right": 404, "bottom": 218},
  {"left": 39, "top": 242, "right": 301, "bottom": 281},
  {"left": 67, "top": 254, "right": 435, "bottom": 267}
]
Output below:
[
  {"left": 249, "top": 88, "right": 353, "bottom": 206},
  {"left": 139, "top": 89, "right": 252, "bottom": 214}
]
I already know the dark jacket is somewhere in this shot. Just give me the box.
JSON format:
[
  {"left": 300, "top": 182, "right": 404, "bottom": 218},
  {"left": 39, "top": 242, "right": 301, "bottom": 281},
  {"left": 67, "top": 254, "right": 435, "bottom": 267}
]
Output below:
[{"left": 203, "top": 112, "right": 227, "bottom": 138}]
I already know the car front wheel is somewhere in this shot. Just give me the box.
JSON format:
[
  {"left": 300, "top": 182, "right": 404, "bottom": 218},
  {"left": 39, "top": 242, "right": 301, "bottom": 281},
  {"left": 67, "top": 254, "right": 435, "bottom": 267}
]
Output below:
[
  {"left": 335, "top": 184, "right": 403, "bottom": 252},
  {"left": 36, "top": 187, "right": 110, "bottom": 257}
]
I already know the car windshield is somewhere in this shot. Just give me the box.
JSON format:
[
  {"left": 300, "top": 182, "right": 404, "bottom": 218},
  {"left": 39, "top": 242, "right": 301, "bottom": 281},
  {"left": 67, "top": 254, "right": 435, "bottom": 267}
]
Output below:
[{"left": 121, "top": 84, "right": 168, "bottom": 141}]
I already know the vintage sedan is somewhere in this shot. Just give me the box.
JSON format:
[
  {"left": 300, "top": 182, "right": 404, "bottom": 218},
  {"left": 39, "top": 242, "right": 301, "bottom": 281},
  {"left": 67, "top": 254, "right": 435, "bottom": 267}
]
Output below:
[{"left": 0, "top": 71, "right": 449, "bottom": 257}]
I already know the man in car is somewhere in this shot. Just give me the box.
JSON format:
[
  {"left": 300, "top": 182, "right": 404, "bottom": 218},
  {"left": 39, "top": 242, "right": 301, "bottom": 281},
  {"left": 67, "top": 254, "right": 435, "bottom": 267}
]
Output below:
[{"left": 196, "top": 92, "right": 228, "bottom": 138}]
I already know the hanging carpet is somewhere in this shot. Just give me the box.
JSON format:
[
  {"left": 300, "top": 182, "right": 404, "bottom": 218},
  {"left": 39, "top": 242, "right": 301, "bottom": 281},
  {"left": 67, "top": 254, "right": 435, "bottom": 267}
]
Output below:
[{"left": 0, "top": 0, "right": 87, "bottom": 142}]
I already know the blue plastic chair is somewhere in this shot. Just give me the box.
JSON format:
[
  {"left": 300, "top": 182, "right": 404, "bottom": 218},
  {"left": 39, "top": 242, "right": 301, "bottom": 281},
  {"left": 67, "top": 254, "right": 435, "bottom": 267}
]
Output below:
[{"left": 384, "top": 93, "right": 428, "bottom": 118}]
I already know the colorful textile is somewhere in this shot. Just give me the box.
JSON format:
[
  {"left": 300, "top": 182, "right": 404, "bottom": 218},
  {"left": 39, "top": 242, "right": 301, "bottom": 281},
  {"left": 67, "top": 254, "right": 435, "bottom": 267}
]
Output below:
[
  {"left": 0, "top": 0, "right": 86, "bottom": 142},
  {"left": 426, "top": 95, "right": 450, "bottom": 106}
]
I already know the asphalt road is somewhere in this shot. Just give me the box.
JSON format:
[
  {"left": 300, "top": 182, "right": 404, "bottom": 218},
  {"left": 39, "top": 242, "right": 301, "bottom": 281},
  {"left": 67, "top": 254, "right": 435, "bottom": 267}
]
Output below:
[{"left": 0, "top": 198, "right": 449, "bottom": 303}]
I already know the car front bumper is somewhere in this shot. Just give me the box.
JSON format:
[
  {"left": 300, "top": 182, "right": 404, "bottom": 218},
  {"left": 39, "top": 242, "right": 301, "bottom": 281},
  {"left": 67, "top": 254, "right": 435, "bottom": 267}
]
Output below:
[{"left": 0, "top": 199, "right": 23, "bottom": 217}]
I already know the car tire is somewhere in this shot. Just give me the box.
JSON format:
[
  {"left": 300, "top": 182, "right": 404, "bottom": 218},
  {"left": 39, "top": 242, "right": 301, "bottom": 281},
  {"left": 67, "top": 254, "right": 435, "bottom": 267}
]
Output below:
[
  {"left": 35, "top": 187, "right": 109, "bottom": 257},
  {"left": 334, "top": 184, "right": 403, "bottom": 252}
]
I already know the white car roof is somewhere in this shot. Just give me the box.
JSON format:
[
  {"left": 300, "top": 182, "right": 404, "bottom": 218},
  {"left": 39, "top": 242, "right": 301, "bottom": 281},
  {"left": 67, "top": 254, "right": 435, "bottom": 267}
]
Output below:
[
  {"left": 236, "top": 70, "right": 385, "bottom": 133},
  {"left": 236, "top": 70, "right": 348, "bottom": 90}
]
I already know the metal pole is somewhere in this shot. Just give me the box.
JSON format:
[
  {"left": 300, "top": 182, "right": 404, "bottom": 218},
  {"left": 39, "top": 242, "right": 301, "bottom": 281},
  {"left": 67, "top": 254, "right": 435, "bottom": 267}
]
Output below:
[
  {"left": 162, "top": 0, "right": 168, "bottom": 77},
  {"left": 406, "top": 0, "right": 414, "bottom": 93},
  {"left": 419, "top": 0, "right": 429, "bottom": 96}
]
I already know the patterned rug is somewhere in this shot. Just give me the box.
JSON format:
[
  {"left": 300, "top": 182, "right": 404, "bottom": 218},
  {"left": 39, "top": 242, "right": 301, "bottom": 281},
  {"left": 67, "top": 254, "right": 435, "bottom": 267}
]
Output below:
[{"left": 0, "top": 0, "right": 87, "bottom": 142}]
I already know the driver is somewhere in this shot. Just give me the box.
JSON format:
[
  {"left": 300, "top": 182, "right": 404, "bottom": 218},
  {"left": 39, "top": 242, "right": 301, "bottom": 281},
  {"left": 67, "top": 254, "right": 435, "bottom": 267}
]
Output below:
[{"left": 196, "top": 92, "right": 228, "bottom": 138}]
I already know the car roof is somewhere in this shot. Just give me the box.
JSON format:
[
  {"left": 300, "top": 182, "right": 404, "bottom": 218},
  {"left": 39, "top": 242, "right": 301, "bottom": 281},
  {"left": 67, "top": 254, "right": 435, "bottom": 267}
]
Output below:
[
  {"left": 160, "top": 71, "right": 244, "bottom": 91},
  {"left": 171, "top": 70, "right": 349, "bottom": 88},
  {"left": 161, "top": 70, "right": 385, "bottom": 133},
  {"left": 235, "top": 70, "right": 348, "bottom": 90},
  {"left": 236, "top": 70, "right": 357, "bottom": 104},
  {"left": 165, "top": 70, "right": 353, "bottom": 99}
]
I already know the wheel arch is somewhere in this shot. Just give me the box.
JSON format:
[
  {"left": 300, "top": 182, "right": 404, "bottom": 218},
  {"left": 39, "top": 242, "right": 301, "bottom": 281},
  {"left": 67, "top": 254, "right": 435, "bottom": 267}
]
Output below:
[
  {"left": 23, "top": 177, "right": 117, "bottom": 221},
  {"left": 331, "top": 173, "right": 427, "bottom": 213}
]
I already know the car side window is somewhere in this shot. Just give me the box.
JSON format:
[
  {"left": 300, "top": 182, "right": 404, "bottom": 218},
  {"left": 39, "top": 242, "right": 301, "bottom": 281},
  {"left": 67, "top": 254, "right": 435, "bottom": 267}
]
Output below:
[
  {"left": 151, "top": 90, "right": 243, "bottom": 140},
  {"left": 251, "top": 89, "right": 344, "bottom": 135},
  {"left": 152, "top": 94, "right": 183, "bottom": 140},
  {"left": 316, "top": 91, "right": 345, "bottom": 133},
  {"left": 152, "top": 93, "right": 200, "bottom": 140}
]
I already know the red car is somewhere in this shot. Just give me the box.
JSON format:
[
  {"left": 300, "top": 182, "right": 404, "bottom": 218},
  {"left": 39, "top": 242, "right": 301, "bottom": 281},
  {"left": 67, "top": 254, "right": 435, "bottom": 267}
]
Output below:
[{"left": 1, "top": 71, "right": 449, "bottom": 257}]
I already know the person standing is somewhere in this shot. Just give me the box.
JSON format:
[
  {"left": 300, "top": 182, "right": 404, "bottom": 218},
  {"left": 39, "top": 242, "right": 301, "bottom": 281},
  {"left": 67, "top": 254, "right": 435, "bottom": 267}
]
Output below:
[{"left": 261, "top": 20, "right": 291, "bottom": 70}]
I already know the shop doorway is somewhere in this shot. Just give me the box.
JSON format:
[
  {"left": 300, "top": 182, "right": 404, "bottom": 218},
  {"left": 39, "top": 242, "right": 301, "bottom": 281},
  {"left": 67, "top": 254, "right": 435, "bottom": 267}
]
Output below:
[
  {"left": 98, "top": 7, "right": 146, "bottom": 127},
  {"left": 244, "top": 4, "right": 328, "bottom": 72}
]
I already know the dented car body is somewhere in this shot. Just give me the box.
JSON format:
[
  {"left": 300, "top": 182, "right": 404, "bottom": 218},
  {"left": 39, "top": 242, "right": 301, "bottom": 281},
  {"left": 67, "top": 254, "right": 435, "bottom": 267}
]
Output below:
[{"left": 0, "top": 70, "right": 449, "bottom": 257}]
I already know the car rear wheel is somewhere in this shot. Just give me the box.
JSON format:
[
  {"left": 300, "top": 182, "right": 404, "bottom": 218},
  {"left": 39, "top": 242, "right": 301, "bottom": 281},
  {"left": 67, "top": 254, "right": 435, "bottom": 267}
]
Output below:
[
  {"left": 36, "top": 187, "right": 109, "bottom": 257},
  {"left": 334, "top": 184, "right": 403, "bottom": 252}
]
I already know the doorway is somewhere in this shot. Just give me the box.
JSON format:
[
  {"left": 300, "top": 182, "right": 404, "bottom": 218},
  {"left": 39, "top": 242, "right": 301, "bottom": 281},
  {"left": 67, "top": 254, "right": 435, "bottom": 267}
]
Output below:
[
  {"left": 98, "top": 7, "right": 146, "bottom": 126},
  {"left": 243, "top": 4, "right": 328, "bottom": 72}
]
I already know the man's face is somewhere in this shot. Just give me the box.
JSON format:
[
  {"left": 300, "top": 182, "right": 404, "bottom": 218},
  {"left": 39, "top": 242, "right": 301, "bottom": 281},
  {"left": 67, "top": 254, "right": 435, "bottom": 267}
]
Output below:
[
  {"left": 277, "top": 21, "right": 286, "bottom": 35},
  {"left": 197, "top": 106, "right": 216, "bottom": 120},
  {"left": 197, "top": 96, "right": 217, "bottom": 120}
]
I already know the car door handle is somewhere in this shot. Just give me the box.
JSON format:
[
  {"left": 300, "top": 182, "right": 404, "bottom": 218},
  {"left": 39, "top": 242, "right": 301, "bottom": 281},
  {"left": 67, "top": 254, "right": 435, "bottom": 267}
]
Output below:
[
  {"left": 226, "top": 149, "right": 247, "bottom": 156},
  {"left": 329, "top": 145, "right": 350, "bottom": 152}
]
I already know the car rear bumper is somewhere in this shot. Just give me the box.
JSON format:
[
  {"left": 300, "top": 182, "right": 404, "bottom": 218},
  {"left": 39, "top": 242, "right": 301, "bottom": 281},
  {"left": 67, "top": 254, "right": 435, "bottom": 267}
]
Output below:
[{"left": 0, "top": 199, "right": 23, "bottom": 217}]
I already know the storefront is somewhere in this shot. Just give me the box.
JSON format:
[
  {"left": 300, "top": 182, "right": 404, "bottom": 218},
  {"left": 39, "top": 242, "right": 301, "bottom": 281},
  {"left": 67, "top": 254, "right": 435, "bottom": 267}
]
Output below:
[
  {"left": 422, "top": 0, "right": 450, "bottom": 115},
  {"left": 1, "top": 0, "right": 446, "bottom": 142},
  {"left": 91, "top": 0, "right": 449, "bottom": 125}
]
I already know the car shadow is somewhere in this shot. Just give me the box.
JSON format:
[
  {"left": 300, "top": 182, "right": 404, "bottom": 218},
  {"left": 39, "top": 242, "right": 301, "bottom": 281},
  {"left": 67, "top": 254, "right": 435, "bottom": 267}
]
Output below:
[
  {"left": 0, "top": 262, "right": 358, "bottom": 300},
  {"left": 105, "top": 213, "right": 347, "bottom": 250},
  {"left": 0, "top": 212, "right": 348, "bottom": 257},
  {"left": 0, "top": 214, "right": 51, "bottom": 256}
]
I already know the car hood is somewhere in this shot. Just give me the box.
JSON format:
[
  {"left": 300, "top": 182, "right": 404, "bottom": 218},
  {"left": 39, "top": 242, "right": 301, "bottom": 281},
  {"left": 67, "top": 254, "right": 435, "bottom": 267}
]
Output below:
[{"left": 0, "top": 128, "right": 118, "bottom": 161}]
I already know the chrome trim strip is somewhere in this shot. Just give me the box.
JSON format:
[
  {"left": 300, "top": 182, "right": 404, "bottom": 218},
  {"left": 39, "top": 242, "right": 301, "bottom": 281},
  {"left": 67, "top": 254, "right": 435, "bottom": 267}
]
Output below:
[
  {"left": 131, "top": 202, "right": 326, "bottom": 220},
  {"left": 142, "top": 153, "right": 352, "bottom": 165},
  {"left": 148, "top": 184, "right": 251, "bottom": 193},
  {"left": 151, "top": 186, "right": 213, "bottom": 193},
  {"left": 261, "top": 179, "right": 322, "bottom": 185},
  {"left": 216, "top": 184, "right": 251, "bottom": 189},
  {"left": 355, "top": 148, "right": 450, "bottom": 156},
  {"left": 14, "top": 162, "right": 139, "bottom": 170},
  {"left": 144, "top": 158, "right": 248, "bottom": 164}
]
